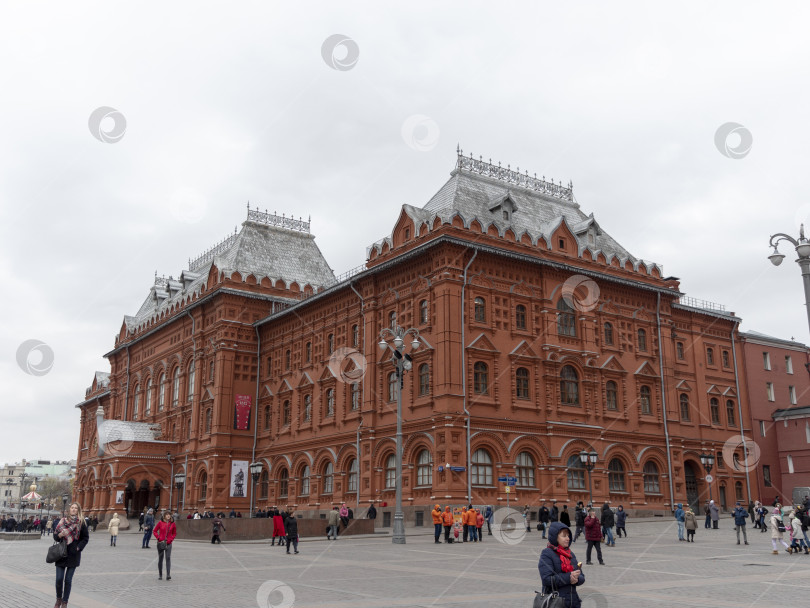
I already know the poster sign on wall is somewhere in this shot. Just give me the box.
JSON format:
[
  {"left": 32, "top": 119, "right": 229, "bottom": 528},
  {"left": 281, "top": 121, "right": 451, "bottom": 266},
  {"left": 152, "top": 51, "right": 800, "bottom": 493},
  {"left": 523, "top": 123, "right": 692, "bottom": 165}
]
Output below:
[
  {"left": 234, "top": 394, "right": 252, "bottom": 430},
  {"left": 230, "top": 460, "right": 249, "bottom": 498},
  {"left": 115, "top": 490, "right": 124, "bottom": 505}
]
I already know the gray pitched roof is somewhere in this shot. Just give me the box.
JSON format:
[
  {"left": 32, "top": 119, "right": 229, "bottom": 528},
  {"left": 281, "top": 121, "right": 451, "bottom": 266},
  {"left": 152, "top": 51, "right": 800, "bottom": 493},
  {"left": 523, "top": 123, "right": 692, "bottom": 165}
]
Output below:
[{"left": 98, "top": 419, "right": 165, "bottom": 444}]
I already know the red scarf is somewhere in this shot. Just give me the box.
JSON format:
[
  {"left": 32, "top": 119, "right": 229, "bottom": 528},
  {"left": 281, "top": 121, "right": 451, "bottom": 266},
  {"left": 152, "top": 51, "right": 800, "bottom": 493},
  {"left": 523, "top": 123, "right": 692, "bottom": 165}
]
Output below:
[{"left": 548, "top": 542, "right": 574, "bottom": 573}]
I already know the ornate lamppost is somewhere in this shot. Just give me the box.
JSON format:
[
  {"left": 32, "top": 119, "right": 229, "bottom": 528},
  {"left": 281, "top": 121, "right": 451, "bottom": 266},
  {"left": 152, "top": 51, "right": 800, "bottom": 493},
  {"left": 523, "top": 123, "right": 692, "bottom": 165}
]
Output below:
[
  {"left": 174, "top": 472, "right": 185, "bottom": 515},
  {"left": 768, "top": 224, "right": 810, "bottom": 334},
  {"left": 699, "top": 452, "right": 715, "bottom": 503},
  {"left": 579, "top": 450, "right": 598, "bottom": 506},
  {"left": 249, "top": 462, "right": 262, "bottom": 517},
  {"left": 62, "top": 493, "right": 69, "bottom": 516},
  {"left": 378, "top": 323, "right": 421, "bottom": 545}
]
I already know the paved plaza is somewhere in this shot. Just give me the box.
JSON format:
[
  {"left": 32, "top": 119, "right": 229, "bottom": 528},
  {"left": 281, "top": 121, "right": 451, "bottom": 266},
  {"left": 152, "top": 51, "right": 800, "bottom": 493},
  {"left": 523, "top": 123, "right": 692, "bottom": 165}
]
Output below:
[{"left": 2, "top": 519, "right": 809, "bottom": 608}]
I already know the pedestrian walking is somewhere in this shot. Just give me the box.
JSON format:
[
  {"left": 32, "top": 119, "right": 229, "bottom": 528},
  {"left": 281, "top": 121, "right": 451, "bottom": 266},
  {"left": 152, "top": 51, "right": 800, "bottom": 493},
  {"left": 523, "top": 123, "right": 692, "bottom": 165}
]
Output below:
[
  {"left": 464, "top": 506, "right": 471, "bottom": 541},
  {"left": 211, "top": 512, "right": 226, "bottom": 544},
  {"left": 271, "top": 508, "right": 286, "bottom": 547},
  {"left": 138, "top": 508, "right": 145, "bottom": 532},
  {"left": 485, "top": 505, "right": 493, "bottom": 536},
  {"left": 560, "top": 505, "right": 571, "bottom": 527},
  {"left": 584, "top": 508, "right": 604, "bottom": 565},
  {"left": 550, "top": 502, "right": 559, "bottom": 523},
  {"left": 53, "top": 502, "right": 90, "bottom": 608},
  {"left": 367, "top": 504, "right": 377, "bottom": 520},
  {"left": 733, "top": 502, "right": 749, "bottom": 545},
  {"left": 600, "top": 503, "right": 615, "bottom": 546},
  {"left": 441, "top": 506, "right": 453, "bottom": 543},
  {"left": 770, "top": 505, "right": 790, "bottom": 554},
  {"left": 674, "top": 503, "right": 686, "bottom": 541},
  {"left": 108, "top": 512, "right": 120, "bottom": 547},
  {"left": 142, "top": 509, "right": 154, "bottom": 548},
  {"left": 475, "top": 509, "right": 484, "bottom": 542},
  {"left": 710, "top": 500, "right": 719, "bottom": 529},
  {"left": 285, "top": 511, "right": 299, "bottom": 554},
  {"left": 684, "top": 506, "right": 697, "bottom": 542},
  {"left": 704, "top": 500, "right": 711, "bottom": 529},
  {"left": 46, "top": 516, "right": 53, "bottom": 537},
  {"left": 538, "top": 521, "right": 585, "bottom": 608},
  {"left": 615, "top": 505, "right": 627, "bottom": 538},
  {"left": 522, "top": 505, "right": 530, "bottom": 535},
  {"left": 572, "top": 502, "right": 585, "bottom": 543},
  {"left": 153, "top": 511, "right": 176, "bottom": 580},
  {"left": 539, "top": 503, "right": 550, "bottom": 539},
  {"left": 431, "top": 504, "right": 443, "bottom": 543},
  {"left": 757, "top": 502, "right": 768, "bottom": 532},
  {"left": 787, "top": 509, "right": 808, "bottom": 554},
  {"left": 327, "top": 507, "right": 340, "bottom": 540}
]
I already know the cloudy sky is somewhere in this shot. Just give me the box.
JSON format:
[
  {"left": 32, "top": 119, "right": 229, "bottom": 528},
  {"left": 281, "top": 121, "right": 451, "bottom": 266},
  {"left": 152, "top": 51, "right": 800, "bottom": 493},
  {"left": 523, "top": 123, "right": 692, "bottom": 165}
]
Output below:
[{"left": 2, "top": 1, "right": 809, "bottom": 465}]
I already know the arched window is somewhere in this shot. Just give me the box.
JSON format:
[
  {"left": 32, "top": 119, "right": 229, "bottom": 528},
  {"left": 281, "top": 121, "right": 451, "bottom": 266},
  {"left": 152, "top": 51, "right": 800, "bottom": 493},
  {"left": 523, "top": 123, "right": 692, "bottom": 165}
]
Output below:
[
  {"left": 560, "top": 365, "right": 579, "bottom": 405},
  {"left": 608, "top": 458, "right": 626, "bottom": 492},
  {"left": 710, "top": 398, "right": 720, "bottom": 424},
  {"left": 205, "top": 408, "right": 212, "bottom": 434},
  {"left": 347, "top": 459, "right": 358, "bottom": 492},
  {"left": 566, "top": 455, "right": 585, "bottom": 490},
  {"left": 260, "top": 470, "right": 269, "bottom": 499},
  {"left": 385, "top": 454, "right": 397, "bottom": 489},
  {"left": 637, "top": 329, "right": 647, "bottom": 352},
  {"left": 557, "top": 298, "right": 576, "bottom": 337},
  {"left": 416, "top": 450, "right": 432, "bottom": 486},
  {"left": 187, "top": 361, "right": 195, "bottom": 402},
  {"left": 606, "top": 381, "right": 618, "bottom": 410},
  {"left": 735, "top": 481, "right": 743, "bottom": 501},
  {"left": 676, "top": 342, "right": 684, "bottom": 359},
  {"left": 389, "top": 311, "right": 397, "bottom": 329},
  {"left": 300, "top": 466, "right": 310, "bottom": 496},
  {"left": 516, "top": 452, "right": 535, "bottom": 487},
  {"left": 604, "top": 322, "right": 614, "bottom": 345},
  {"left": 471, "top": 448, "right": 493, "bottom": 485},
  {"left": 516, "top": 367, "right": 530, "bottom": 400},
  {"left": 323, "top": 462, "right": 334, "bottom": 494},
  {"left": 726, "top": 399, "right": 736, "bottom": 426},
  {"left": 263, "top": 405, "right": 271, "bottom": 430},
  {"left": 282, "top": 400, "right": 290, "bottom": 426},
  {"left": 474, "top": 297, "right": 486, "bottom": 323},
  {"left": 285, "top": 349, "right": 291, "bottom": 370},
  {"left": 326, "top": 389, "right": 335, "bottom": 417},
  {"left": 515, "top": 304, "right": 527, "bottom": 330},
  {"left": 419, "top": 300, "right": 429, "bottom": 324},
  {"left": 473, "top": 362, "right": 489, "bottom": 394},
  {"left": 158, "top": 373, "right": 166, "bottom": 411},
  {"left": 418, "top": 363, "right": 430, "bottom": 396},
  {"left": 640, "top": 385, "right": 652, "bottom": 414},
  {"left": 279, "top": 470, "right": 289, "bottom": 497},
  {"left": 305, "top": 342, "right": 311, "bottom": 363},
  {"left": 132, "top": 384, "right": 140, "bottom": 420},
  {"left": 352, "top": 324, "right": 359, "bottom": 347},
  {"left": 388, "top": 372, "right": 398, "bottom": 402},
  {"left": 643, "top": 461, "right": 660, "bottom": 493},
  {"left": 303, "top": 395, "right": 312, "bottom": 421},
  {"left": 187, "top": 418, "right": 191, "bottom": 440},
  {"left": 172, "top": 367, "right": 180, "bottom": 407},
  {"left": 351, "top": 383, "right": 360, "bottom": 410},
  {"left": 199, "top": 471, "right": 207, "bottom": 500},
  {"left": 679, "top": 394, "right": 690, "bottom": 421},
  {"left": 328, "top": 334, "right": 334, "bottom": 354}
]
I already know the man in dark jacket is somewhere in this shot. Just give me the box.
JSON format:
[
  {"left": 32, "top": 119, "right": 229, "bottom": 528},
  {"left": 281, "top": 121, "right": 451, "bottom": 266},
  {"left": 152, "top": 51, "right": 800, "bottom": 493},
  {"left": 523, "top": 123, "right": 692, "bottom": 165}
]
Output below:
[
  {"left": 600, "top": 503, "right": 615, "bottom": 547},
  {"left": 572, "top": 503, "right": 585, "bottom": 543},
  {"left": 560, "top": 505, "right": 571, "bottom": 527},
  {"left": 550, "top": 503, "right": 559, "bottom": 523},
  {"left": 584, "top": 508, "right": 604, "bottom": 565},
  {"left": 538, "top": 503, "right": 550, "bottom": 539},
  {"left": 733, "top": 501, "right": 749, "bottom": 545},
  {"left": 538, "top": 522, "right": 585, "bottom": 608},
  {"left": 367, "top": 504, "right": 377, "bottom": 520},
  {"left": 285, "top": 512, "right": 299, "bottom": 554}
]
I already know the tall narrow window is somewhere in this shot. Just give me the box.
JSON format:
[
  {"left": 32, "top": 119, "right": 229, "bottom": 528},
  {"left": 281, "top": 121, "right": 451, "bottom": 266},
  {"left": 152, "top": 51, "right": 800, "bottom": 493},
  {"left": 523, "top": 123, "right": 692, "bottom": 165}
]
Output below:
[
  {"left": 706, "top": 348, "right": 714, "bottom": 365},
  {"left": 710, "top": 398, "right": 720, "bottom": 424},
  {"left": 352, "top": 324, "right": 359, "bottom": 348},
  {"left": 145, "top": 379, "right": 152, "bottom": 415},
  {"left": 419, "top": 300, "right": 428, "bottom": 325},
  {"left": 760, "top": 420, "right": 766, "bottom": 437},
  {"left": 643, "top": 462, "right": 660, "bottom": 493},
  {"left": 172, "top": 367, "right": 180, "bottom": 408},
  {"left": 264, "top": 405, "right": 270, "bottom": 430},
  {"left": 473, "top": 362, "right": 489, "bottom": 394},
  {"left": 604, "top": 322, "right": 614, "bottom": 345},
  {"left": 566, "top": 455, "right": 585, "bottom": 490},
  {"left": 347, "top": 459, "right": 358, "bottom": 492},
  {"left": 209, "top": 360, "right": 215, "bottom": 382},
  {"left": 763, "top": 464, "right": 772, "bottom": 487},
  {"left": 133, "top": 385, "right": 141, "bottom": 420},
  {"left": 279, "top": 470, "right": 288, "bottom": 497},
  {"left": 418, "top": 363, "right": 430, "bottom": 396},
  {"left": 303, "top": 395, "right": 311, "bottom": 421},
  {"left": 786, "top": 355, "right": 793, "bottom": 374},
  {"left": 640, "top": 385, "right": 652, "bottom": 414},
  {"left": 516, "top": 452, "right": 535, "bottom": 487},
  {"left": 735, "top": 481, "right": 743, "bottom": 501},
  {"left": 328, "top": 334, "right": 334, "bottom": 354},
  {"left": 474, "top": 297, "right": 486, "bottom": 323},
  {"left": 305, "top": 342, "right": 311, "bottom": 363},
  {"left": 763, "top": 352, "right": 771, "bottom": 370},
  {"left": 266, "top": 356, "right": 272, "bottom": 377},
  {"left": 787, "top": 454, "right": 795, "bottom": 474},
  {"left": 388, "top": 372, "right": 398, "bottom": 402},
  {"left": 676, "top": 342, "right": 684, "bottom": 359},
  {"left": 471, "top": 449, "right": 493, "bottom": 485},
  {"left": 158, "top": 373, "right": 166, "bottom": 412},
  {"left": 637, "top": 329, "right": 647, "bottom": 352},
  {"left": 323, "top": 462, "right": 334, "bottom": 494},
  {"left": 722, "top": 350, "right": 730, "bottom": 367},
  {"left": 679, "top": 394, "right": 690, "bottom": 421},
  {"left": 285, "top": 350, "right": 291, "bottom": 370},
  {"left": 187, "top": 361, "right": 195, "bottom": 402},
  {"left": 260, "top": 470, "right": 269, "bottom": 499},
  {"left": 389, "top": 311, "right": 396, "bottom": 329},
  {"left": 560, "top": 365, "right": 579, "bottom": 405},
  {"left": 608, "top": 458, "right": 626, "bottom": 492},
  {"left": 515, "top": 304, "right": 527, "bottom": 330},
  {"left": 416, "top": 450, "right": 432, "bottom": 486},
  {"left": 766, "top": 382, "right": 775, "bottom": 401},
  {"left": 282, "top": 400, "right": 290, "bottom": 426},
  {"left": 789, "top": 386, "right": 797, "bottom": 404},
  {"left": 205, "top": 408, "right": 212, "bottom": 434},
  {"left": 385, "top": 454, "right": 397, "bottom": 488},
  {"left": 516, "top": 367, "right": 530, "bottom": 399},
  {"left": 200, "top": 471, "right": 208, "bottom": 500},
  {"left": 351, "top": 383, "right": 360, "bottom": 410},
  {"left": 606, "top": 381, "right": 618, "bottom": 410},
  {"left": 326, "top": 389, "right": 335, "bottom": 417},
  {"left": 557, "top": 299, "right": 576, "bottom": 337},
  {"left": 300, "top": 466, "right": 310, "bottom": 495},
  {"left": 726, "top": 399, "right": 736, "bottom": 426}
]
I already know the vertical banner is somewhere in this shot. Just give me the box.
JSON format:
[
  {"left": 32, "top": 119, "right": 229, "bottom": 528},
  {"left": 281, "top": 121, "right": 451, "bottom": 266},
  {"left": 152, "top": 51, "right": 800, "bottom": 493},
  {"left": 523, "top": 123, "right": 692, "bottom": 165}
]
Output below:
[
  {"left": 115, "top": 490, "right": 124, "bottom": 505},
  {"left": 234, "top": 394, "right": 252, "bottom": 430},
  {"left": 230, "top": 460, "right": 249, "bottom": 498}
]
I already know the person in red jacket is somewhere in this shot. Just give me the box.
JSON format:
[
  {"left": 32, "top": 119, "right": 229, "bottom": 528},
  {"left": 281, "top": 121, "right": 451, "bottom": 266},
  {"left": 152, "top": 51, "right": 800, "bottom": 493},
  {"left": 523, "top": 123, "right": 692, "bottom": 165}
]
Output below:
[
  {"left": 583, "top": 508, "right": 604, "bottom": 566},
  {"left": 153, "top": 511, "right": 177, "bottom": 580},
  {"left": 475, "top": 509, "right": 485, "bottom": 543}
]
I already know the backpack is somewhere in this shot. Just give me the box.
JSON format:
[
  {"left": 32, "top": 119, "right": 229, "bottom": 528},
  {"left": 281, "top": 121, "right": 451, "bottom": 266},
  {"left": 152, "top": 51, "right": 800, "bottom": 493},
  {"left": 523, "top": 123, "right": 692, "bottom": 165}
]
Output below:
[{"left": 213, "top": 522, "right": 220, "bottom": 534}]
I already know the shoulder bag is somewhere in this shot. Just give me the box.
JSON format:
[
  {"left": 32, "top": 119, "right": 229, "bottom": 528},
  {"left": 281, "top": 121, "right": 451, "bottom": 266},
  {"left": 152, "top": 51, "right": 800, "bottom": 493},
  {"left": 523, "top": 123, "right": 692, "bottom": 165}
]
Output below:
[
  {"left": 157, "top": 540, "right": 167, "bottom": 551},
  {"left": 46, "top": 539, "right": 67, "bottom": 564},
  {"left": 533, "top": 570, "right": 566, "bottom": 608}
]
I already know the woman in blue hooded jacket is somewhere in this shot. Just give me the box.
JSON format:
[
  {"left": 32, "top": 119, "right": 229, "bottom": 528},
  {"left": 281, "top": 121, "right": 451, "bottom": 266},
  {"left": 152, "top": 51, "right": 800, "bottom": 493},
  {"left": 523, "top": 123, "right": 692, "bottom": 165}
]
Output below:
[{"left": 538, "top": 521, "right": 585, "bottom": 608}]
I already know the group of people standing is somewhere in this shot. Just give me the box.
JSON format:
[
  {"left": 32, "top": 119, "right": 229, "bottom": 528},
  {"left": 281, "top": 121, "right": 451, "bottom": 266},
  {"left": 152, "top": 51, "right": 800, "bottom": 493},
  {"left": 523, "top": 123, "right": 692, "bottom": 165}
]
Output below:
[{"left": 431, "top": 504, "right": 490, "bottom": 543}]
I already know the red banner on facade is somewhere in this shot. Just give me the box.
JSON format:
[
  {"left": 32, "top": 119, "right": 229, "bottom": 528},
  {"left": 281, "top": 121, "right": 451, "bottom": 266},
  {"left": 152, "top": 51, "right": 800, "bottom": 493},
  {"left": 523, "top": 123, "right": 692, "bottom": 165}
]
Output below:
[{"left": 234, "top": 394, "right": 252, "bottom": 430}]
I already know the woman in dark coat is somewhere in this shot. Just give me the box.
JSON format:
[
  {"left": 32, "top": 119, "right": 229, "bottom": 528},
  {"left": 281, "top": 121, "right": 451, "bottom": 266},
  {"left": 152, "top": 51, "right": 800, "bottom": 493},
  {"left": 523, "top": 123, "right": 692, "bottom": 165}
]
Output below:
[
  {"left": 53, "top": 502, "right": 90, "bottom": 608},
  {"left": 538, "top": 521, "right": 585, "bottom": 608},
  {"left": 285, "top": 511, "right": 299, "bottom": 554}
]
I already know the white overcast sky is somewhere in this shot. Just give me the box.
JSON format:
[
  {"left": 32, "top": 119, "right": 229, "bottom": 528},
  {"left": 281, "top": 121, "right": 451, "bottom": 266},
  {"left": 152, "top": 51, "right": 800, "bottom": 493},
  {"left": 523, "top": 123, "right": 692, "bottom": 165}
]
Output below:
[{"left": 1, "top": 1, "right": 809, "bottom": 465}]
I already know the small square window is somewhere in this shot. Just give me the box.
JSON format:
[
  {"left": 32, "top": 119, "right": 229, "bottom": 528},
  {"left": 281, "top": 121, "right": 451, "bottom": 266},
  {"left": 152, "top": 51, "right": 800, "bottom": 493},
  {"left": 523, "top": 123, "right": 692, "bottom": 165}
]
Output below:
[{"left": 558, "top": 238, "right": 565, "bottom": 249}]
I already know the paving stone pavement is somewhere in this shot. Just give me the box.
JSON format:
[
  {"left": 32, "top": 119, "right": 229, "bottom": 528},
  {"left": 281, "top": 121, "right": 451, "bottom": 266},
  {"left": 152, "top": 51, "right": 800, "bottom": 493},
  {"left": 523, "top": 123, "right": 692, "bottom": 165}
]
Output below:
[{"left": 2, "top": 519, "right": 810, "bottom": 608}]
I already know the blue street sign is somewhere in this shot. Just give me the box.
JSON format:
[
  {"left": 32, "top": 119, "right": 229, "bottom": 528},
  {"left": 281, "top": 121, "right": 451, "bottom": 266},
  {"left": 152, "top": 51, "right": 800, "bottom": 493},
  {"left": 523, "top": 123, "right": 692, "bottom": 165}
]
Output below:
[
  {"left": 437, "top": 466, "right": 444, "bottom": 472},
  {"left": 507, "top": 480, "right": 517, "bottom": 486},
  {"left": 449, "top": 466, "right": 466, "bottom": 472},
  {"left": 497, "top": 476, "right": 508, "bottom": 482}
]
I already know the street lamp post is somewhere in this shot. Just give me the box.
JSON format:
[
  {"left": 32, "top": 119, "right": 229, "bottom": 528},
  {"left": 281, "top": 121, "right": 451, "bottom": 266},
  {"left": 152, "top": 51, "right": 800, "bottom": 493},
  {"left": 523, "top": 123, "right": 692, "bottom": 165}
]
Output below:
[
  {"left": 378, "top": 323, "right": 422, "bottom": 545},
  {"left": 17, "top": 473, "right": 28, "bottom": 520},
  {"left": 579, "top": 450, "right": 598, "bottom": 506},
  {"left": 699, "top": 452, "right": 715, "bottom": 503},
  {"left": 768, "top": 224, "right": 810, "bottom": 334},
  {"left": 174, "top": 472, "right": 185, "bottom": 515},
  {"left": 249, "top": 462, "right": 262, "bottom": 517}
]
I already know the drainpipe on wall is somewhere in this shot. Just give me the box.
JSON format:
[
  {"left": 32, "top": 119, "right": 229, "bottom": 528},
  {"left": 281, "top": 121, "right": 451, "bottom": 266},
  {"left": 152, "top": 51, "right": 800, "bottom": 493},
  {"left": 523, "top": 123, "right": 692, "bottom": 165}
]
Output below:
[
  {"left": 167, "top": 453, "right": 174, "bottom": 511},
  {"left": 250, "top": 326, "right": 261, "bottom": 515},
  {"left": 461, "top": 250, "right": 478, "bottom": 503},
  {"left": 123, "top": 346, "right": 130, "bottom": 420},
  {"left": 730, "top": 323, "right": 751, "bottom": 504},
  {"left": 656, "top": 292, "right": 676, "bottom": 510},
  {"left": 183, "top": 453, "right": 188, "bottom": 511},
  {"left": 349, "top": 281, "right": 366, "bottom": 514}
]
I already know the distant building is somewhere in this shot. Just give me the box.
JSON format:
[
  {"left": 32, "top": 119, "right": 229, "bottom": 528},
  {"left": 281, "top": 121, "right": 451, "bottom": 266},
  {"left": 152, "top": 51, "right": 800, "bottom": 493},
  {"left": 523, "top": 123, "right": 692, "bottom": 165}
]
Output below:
[{"left": 0, "top": 459, "right": 74, "bottom": 511}]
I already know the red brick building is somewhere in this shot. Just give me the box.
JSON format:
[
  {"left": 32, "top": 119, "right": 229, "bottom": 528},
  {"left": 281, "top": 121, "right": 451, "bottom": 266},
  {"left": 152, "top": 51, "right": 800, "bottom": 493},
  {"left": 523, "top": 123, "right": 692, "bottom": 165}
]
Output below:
[
  {"left": 74, "top": 151, "right": 756, "bottom": 523},
  {"left": 739, "top": 331, "right": 810, "bottom": 506}
]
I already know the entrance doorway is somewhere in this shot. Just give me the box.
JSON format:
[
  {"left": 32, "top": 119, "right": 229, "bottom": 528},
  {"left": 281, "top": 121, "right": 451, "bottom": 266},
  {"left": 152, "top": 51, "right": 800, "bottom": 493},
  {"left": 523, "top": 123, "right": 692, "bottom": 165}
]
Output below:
[{"left": 684, "top": 462, "right": 699, "bottom": 512}]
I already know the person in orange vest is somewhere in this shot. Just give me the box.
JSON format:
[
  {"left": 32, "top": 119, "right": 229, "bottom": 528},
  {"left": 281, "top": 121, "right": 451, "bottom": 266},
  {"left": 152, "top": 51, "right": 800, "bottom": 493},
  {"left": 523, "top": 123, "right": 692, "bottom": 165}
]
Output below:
[
  {"left": 466, "top": 506, "right": 478, "bottom": 542},
  {"left": 475, "top": 509, "right": 485, "bottom": 542},
  {"left": 461, "top": 507, "right": 469, "bottom": 542},
  {"left": 431, "top": 504, "right": 443, "bottom": 544},
  {"left": 441, "top": 506, "right": 454, "bottom": 543}
]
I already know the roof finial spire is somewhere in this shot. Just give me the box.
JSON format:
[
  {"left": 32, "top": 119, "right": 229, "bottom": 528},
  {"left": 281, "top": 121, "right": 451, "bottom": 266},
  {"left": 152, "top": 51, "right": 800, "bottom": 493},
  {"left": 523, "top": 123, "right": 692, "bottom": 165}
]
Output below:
[{"left": 456, "top": 143, "right": 461, "bottom": 155}]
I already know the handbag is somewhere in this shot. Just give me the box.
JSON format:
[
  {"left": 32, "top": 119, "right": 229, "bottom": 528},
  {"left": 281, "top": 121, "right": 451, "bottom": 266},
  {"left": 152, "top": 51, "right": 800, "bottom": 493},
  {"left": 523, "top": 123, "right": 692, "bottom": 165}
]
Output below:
[
  {"left": 777, "top": 521, "right": 786, "bottom": 533},
  {"left": 157, "top": 540, "right": 167, "bottom": 551},
  {"left": 533, "top": 591, "right": 565, "bottom": 608},
  {"left": 46, "top": 540, "right": 67, "bottom": 564}
]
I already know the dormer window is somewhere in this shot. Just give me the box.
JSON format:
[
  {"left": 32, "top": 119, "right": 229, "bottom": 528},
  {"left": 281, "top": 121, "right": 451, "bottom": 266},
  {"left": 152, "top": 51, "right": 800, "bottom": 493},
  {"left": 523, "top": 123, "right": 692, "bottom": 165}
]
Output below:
[
  {"left": 558, "top": 238, "right": 566, "bottom": 249},
  {"left": 404, "top": 228, "right": 410, "bottom": 241},
  {"left": 503, "top": 210, "right": 509, "bottom": 220}
]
